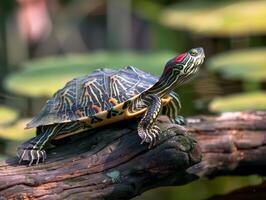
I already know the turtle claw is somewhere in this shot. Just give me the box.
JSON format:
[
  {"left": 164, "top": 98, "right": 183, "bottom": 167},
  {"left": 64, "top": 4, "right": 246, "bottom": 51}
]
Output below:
[
  {"left": 138, "top": 125, "right": 161, "bottom": 149},
  {"left": 17, "top": 148, "right": 47, "bottom": 166},
  {"left": 140, "top": 135, "right": 147, "bottom": 145},
  {"left": 172, "top": 116, "right": 187, "bottom": 125}
]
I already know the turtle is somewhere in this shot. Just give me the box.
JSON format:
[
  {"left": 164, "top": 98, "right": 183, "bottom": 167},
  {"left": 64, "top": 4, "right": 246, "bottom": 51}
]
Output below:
[{"left": 17, "top": 47, "right": 205, "bottom": 165}]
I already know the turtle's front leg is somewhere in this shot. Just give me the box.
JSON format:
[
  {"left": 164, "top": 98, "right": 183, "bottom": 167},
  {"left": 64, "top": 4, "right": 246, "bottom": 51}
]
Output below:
[
  {"left": 137, "top": 94, "right": 162, "bottom": 148},
  {"left": 162, "top": 92, "right": 186, "bottom": 125}
]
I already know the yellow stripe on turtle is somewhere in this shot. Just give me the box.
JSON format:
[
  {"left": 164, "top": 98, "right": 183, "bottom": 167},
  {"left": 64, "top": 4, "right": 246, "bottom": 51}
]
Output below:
[{"left": 54, "top": 95, "right": 172, "bottom": 140}]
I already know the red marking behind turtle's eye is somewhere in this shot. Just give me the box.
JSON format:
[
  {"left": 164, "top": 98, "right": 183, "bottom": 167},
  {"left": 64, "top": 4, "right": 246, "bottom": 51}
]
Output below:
[{"left": 175, "top": 53, "right": 187, "bottom": 62}]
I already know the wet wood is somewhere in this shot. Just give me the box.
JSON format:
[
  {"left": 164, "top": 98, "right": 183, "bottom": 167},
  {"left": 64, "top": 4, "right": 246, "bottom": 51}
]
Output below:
[{"left": 0, "top": 111, "right": 266, "bottom": 199}]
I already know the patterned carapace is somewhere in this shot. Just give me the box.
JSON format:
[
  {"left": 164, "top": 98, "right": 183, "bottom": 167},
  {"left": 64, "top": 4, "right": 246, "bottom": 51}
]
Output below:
[{"left": 26, "top": 67, "right": 158, "bottom": 129}]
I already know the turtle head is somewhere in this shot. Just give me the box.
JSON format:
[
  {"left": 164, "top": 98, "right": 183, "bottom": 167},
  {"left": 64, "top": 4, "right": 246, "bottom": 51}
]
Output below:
[{"left": 163, "top": 47, "right": 205, "bottom": 86}]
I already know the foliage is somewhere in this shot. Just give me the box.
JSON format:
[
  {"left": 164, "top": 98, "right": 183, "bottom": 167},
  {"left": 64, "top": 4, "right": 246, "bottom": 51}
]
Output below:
[
  {"left": 0, "top": 0, "right": 15, "bottom": 13},
  {"left": 207, "top": 48, "right": 266, "bottom": 81},
  {"left": 0, "top": 106, "right": 18, "bottom": 127},
  {"left": 209, "top": 92, "right": 266, "bottom": 113},
  {"left": 0, "top": 119, "right": 34, "bottom": 141},
  {"left": 160, "top": 0, "right": 266, "bottom": 36}
]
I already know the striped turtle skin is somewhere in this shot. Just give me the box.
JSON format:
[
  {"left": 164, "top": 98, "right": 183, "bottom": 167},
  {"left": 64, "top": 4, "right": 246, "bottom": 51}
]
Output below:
[{"left": 17, "top": 47, "right": 205, "bottom": 165}]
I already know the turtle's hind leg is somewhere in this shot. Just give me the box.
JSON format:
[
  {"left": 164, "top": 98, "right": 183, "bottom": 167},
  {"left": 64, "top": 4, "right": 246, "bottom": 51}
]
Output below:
[
  {"left": 17, "top": 124, "right": 65, "bottom": 166},
  {"left": 137, "top": 94, "right": 162, "bottom": 148},
  {"left": 162, "top": 92, "right": 186, "bottom": 125}
]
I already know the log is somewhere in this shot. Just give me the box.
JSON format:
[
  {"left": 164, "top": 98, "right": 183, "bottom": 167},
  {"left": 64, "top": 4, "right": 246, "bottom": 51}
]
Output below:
[{"left": 0, "top": 111, "right": 266, "bottom": 199}]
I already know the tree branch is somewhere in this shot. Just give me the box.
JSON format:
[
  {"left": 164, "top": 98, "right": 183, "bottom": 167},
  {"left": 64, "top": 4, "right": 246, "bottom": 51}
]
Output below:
[{"left": 0, "top": 111, "right": 266, "bottom": 200}]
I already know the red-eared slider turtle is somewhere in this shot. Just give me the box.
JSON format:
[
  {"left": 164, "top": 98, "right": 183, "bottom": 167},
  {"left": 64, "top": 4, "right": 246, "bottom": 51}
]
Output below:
[{"left": 17, "top": 48, "right": 205, "bottom": 165}]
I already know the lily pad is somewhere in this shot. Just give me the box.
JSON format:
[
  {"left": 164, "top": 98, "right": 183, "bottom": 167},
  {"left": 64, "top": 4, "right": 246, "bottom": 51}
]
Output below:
[
  {"left": 209, "top": 92, "right": 266, "bottom": 113},
  {"left": 5, "top": 51, "right": 175, "bottom": 97},
  {"left": 160, "top": 1, "right": 266, "bottom": 37},
  {"left": 0, "top": 106, "right": 18, "bottom": 127},
  {"left": 0, "top": 119, "right": 35, "bottom": 141},
  {"left": 207, "top": 48, "right": 266, "bottom": 81}
]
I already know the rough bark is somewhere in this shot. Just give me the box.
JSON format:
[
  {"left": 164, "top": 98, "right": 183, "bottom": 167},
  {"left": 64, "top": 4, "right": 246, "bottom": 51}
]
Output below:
[{"left": 0, "top": 111, "right": 266, "bottom": 200}]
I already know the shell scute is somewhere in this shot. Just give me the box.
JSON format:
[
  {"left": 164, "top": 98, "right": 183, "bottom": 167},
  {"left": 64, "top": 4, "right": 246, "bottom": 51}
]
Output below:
[{"left": 26, "top": 66, "right": 158, "bottom": 128}]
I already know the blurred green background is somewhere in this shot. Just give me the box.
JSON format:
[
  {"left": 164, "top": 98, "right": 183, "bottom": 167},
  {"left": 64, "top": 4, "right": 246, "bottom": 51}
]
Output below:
[{"left": 0, "top": 0, "right": 266, "bottom": 199}]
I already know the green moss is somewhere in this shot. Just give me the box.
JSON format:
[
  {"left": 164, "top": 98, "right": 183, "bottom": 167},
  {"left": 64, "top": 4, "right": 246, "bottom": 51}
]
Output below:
[
  {"left": 160, "top": 1, "right": 266, "bottom": 37},
  {"left": 5, "top": 51, "right": 175, "bottom": 97},
  {"left": 172, "top": 131, "right": 194, "bottom": 152},
  {"left": 209, "top": 92, "right": 266, "bottom": 113},
  {"left": 207, "top": 48, "right": 266, "bottom": 81},
  {"left": 0, "top": 119, "right": 35, "bottom": 141},
  {"left": 0, "top": 106, "right": 18, "bottom": 127}
]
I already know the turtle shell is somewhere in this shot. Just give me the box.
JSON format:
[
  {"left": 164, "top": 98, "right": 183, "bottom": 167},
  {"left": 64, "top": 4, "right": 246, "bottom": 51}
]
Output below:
[{"left": 26, "top": 66, "right": 158, "bottom": 129}]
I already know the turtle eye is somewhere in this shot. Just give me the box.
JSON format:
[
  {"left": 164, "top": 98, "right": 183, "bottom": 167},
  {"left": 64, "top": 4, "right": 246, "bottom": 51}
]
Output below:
[{"left": 190, "top": 49, "right": 198, "bottom": 56}]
